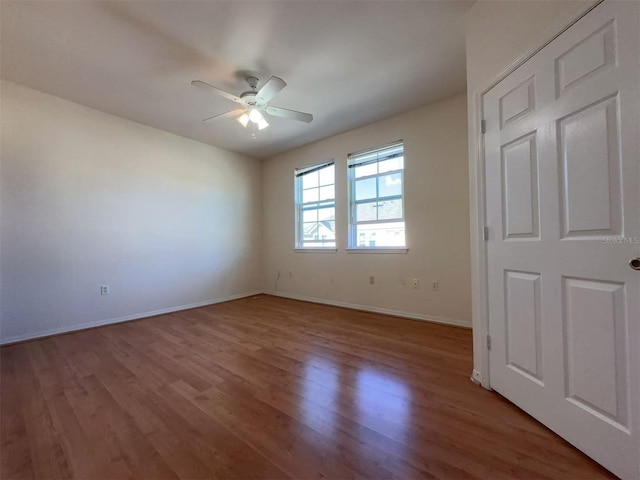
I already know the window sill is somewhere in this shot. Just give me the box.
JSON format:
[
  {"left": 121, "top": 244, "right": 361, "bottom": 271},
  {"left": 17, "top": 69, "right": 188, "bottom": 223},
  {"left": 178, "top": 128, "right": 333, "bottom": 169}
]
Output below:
[
  {"left": 346, "top": 248, "right": 408, "bottom": 254},
  {"left": 294, "top": 248, "right": 338, "bottom": 253}
]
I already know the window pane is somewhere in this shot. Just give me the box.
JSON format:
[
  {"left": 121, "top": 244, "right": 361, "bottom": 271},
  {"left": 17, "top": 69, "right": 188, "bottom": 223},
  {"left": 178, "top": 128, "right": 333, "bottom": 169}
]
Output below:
[
  {"left": 302, "top": 170, "right": 319, "bottom": 189},
  {"left": 355, "top": 178, "right": 376, "bottom": 201},
  {"left": 379, "top": 156, "right": 404, "bottom": 173},
  {"left": 302, "top": 208, "right": 318, "bottom": 223},
  {"left": 354, "top": 162, "right": 377, "bottom": 178},
  {"left": 319, "top": 165, "right": 334, "bottom": 186},
  {"left": 319, "top": 185, "right": 334, "bottom": 201},
  {"left": 317, "top": 221, "right": 335, "bottom": 240},
  {"left": 296, "top": 161, "right": 335, "bottom": 249},
  {"left": 378, "top": 173, "right": 402, "bottom": 198},
  {"left": 318, "top": 207, "right": 335, "bottom": 221},
  {"left": 302, "top": 221, "right": 335, "bottom": 245},
  {"left": 356, "top": 201, "right": 378, "bottom": 222},
  {"left": 303, "top": 222, "right": 320, "bottom": 240},
  {"left": 348, "top": 142, "right": 405, "bottom": 249},
  {"left": 377, "top": 198, "right": 403, "bottom": 220},
  {"left": 303, "top": 187, "right": 319, "bottom": 203},
  {"left": 356, "top": 222, "right": 405, "bottom": 247}
]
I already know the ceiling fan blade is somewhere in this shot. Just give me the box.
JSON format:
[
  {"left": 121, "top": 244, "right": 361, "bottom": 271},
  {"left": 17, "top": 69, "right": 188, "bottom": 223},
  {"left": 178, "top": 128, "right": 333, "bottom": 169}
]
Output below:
[
  {"left": 265, "top": 106, "right": 313, "bottom": 123},
  {"left": 256, "top": 76, "right": 287, "bottom": 103},
  {"left": 203, "top": 108, "right": 246, "bottom": 123},
  {"left": 191, "top": 80, "right": 244, "bottom": 105}
]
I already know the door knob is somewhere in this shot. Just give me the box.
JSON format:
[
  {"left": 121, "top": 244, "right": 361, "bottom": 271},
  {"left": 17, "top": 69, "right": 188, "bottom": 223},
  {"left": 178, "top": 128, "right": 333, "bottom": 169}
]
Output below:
[{"left": 630, "top": 257, "right": 640, "bottom": 271}]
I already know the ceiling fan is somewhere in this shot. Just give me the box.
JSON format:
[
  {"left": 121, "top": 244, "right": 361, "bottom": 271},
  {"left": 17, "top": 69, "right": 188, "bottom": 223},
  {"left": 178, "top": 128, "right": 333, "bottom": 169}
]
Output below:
[{"left": 191, "top": 76, "right": 313, "bottom": 134}]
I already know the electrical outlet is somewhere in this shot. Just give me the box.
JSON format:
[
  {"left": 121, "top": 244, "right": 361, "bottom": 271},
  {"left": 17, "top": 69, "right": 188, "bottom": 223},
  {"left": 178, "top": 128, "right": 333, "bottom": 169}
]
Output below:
[
  {"left": 369, "top": 275, "right": 375, "bottom": 285},
  {"left": 412, "top": 278, "right": 419, "bottom": 289},
  {"left": 432, "top": 281, "right": 439, "bottom": 291},
  {"left": 100, "top": 285, "right": 110, "bottom": 295}
]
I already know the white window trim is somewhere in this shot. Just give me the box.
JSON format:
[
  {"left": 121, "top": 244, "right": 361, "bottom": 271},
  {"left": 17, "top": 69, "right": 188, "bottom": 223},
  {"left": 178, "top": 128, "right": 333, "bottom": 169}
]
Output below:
[
  {"left": 347, "top": 141, "right": 406, "bottom": 249},
  {"left": 346, "top": 248, "right": 408, "bottom": 254},
  {"left": 294, "top": 160, "right": 336, "bottom": 250},
  {"left": 294, "top": 248, "right": 338, "bottom": 253}
]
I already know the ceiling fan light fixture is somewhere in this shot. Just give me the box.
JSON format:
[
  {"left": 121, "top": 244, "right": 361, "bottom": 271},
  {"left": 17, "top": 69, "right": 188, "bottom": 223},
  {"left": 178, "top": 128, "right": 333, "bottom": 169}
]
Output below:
[
  {"left": 237, "top": 113, "right": 249, "bottom": 128},
  {"left": 257, "top": 118, "right": 269, "bottom": 130},
  {"left": 248, "top": 108, "right": 264, "bottom": 124}
]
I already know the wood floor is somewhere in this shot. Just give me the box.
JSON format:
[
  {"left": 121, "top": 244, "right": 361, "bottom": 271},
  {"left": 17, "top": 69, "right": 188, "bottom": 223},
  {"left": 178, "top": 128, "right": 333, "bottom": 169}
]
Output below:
[{"left": 1, "top": 295, "right": 612, "bottom": 479}]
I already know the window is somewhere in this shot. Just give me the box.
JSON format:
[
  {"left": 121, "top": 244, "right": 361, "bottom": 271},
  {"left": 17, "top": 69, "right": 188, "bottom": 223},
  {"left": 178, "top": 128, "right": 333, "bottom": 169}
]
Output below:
[
  {"left": 295, "top": 161, "right": 336, "bottom": 249},
  {"left": 348, "top": 141, "right": 405, "bottom": 249}
]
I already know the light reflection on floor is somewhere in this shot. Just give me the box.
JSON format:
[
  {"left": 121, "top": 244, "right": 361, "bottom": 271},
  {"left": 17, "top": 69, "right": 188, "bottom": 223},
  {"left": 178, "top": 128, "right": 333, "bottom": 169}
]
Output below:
[
  {"left": 300, "top": 356, "right": 339, "bottom": 437},
  {"left": 300, "top": 355, "right": 412, "bottom": 447},
  {"left": 356, "top": 368, "right": 412, "bottom": 444}
]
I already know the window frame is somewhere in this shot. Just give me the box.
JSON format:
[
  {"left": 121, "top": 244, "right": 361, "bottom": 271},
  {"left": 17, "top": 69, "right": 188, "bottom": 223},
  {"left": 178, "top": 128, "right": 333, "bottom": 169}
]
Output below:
[
  {"left": 347, "top": 141, "right": 407, "bottom": 252},
  {"left": 294, "top": 160, "right": 337, "bottom": 252}
]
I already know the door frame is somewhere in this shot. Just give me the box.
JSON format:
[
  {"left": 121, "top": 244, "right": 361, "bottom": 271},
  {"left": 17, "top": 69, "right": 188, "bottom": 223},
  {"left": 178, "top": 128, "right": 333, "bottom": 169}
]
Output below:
[{"left": 469, "top": 0, "right": 603, "bottom": 389}]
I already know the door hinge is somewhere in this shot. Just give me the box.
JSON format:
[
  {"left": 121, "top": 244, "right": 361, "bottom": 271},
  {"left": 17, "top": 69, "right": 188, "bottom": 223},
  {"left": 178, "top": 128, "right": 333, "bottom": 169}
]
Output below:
[
  {"left": 486, "top": 334, "right": 492, "bottom": 351},
  {"left": 483, "top": 226, "right": 489, "bottom": 241},
  {"left": 481, "top": 119, "right": 487, "bottom": 134}
]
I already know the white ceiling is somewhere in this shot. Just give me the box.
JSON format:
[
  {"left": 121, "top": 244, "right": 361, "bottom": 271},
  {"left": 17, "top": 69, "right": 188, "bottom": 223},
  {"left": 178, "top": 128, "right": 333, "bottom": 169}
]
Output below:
[{"left": 1, "top": 1, "right": 472, "bottom": 159}]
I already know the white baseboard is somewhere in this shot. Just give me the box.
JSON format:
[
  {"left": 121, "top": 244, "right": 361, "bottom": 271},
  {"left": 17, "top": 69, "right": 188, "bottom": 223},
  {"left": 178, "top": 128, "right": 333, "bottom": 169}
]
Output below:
[
  {"left": 263, "top": 290, "right": 472, "bottom": 329},
  {"left": 0, "top": 290, "right": 263, "bottom": 346},
  {"left": 1, "top": 289, "right": 471, "bottom": 346}
]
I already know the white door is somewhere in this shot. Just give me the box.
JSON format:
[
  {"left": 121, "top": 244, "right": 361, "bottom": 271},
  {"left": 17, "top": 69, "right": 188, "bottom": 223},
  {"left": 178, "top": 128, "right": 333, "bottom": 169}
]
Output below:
[{"left": 483, "top": 1, "right": 639, "bottom": 478}]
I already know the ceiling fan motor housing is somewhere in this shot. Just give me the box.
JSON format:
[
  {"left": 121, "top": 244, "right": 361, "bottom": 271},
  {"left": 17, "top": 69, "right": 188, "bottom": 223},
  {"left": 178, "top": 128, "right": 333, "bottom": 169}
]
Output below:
[
  {"left": 241, "top": 77, "right": 263, "bottom": 108},
  {"left": 240, "top": 92, "right": 261, "bottom": 107}
]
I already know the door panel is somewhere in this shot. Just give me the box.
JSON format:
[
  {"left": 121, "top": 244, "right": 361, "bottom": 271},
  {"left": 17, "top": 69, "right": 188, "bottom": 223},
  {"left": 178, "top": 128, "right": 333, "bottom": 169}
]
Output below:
[
  {"left": 505, "top": 270, "right": 543, "bottom": 383},
  {"left": 558, "top": 94, "right": 621, "bottom": 237},
  {"left": 499, "top": 76, "right": 536, "bottom": 127},
  {"left": 555, "top": 20, "right": 615, "bottom": 94},
  {"left": 563, "top": 277, "right": 628, "bottom": 428},
  {"left": 502, "top": 133, "right": 540, "bottom": 239},
  {"left": 483, "top": 2, "right": 639, "bottom": 478}
]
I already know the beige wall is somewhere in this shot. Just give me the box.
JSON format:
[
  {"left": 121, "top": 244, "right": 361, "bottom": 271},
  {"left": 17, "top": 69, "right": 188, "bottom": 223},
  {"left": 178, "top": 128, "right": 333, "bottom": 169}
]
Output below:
[
  {"left": 465, "top": 0, "right": 599, "bottom": 382},
  {"left": 0, "top": 80, "right": 263, "bottom": 343},
  {"left": 262, "top": 93, "right": 471, "bottom": 326}
]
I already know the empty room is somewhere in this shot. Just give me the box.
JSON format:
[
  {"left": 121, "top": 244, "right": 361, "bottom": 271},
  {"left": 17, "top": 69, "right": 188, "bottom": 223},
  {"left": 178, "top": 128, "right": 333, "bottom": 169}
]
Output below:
[{"left": 1, "top": 0, "right": 638, "bottom": 479}]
